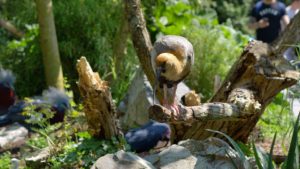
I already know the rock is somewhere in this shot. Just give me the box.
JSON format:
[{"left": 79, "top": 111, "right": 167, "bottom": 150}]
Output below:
[
  {"left": 91, "top": 150, "right": 155, "bottom": 169},
  {"left": 0, "top": 122, "right": 28, "bottom": 152},
  {"left": 118, "top": 68, "right": 191, "bottom": 130},
  {"left": 143, "top": 138, "right": 254, "bottom": 169},
  {"left": 25, "top": 147, "right": 50, "bottom": 168},
  {"left": 143, "top": 145, "right": 197, "bottom": 169}
]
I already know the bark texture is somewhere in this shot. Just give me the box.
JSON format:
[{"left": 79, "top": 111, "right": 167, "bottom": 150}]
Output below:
[
  {"left": 125, "top": 0, "right": 300, "bottom": 143},
  {"left": 35, "top": 0, "right": 64, "bottom": 90},
  {"left": 77, "top": 57, "right": 119, "bottom": 138},
  {"left": 272, "top": 12, "right": 300, "bottom": 56},
  {"left": 124, "top": 0, "right": 163, "bottom": 101}
]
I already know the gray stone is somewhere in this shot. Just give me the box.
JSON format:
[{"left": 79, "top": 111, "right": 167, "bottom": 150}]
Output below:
[
  {"left": 0, "top": 122, "right": 28, "bottom": 152},
  {"left": 118, "top": 68, "right": 190, "bottom": 130},
  {"left": 24, "top": 147, "right": 50, "bottom": 168},
  {"left": 158, "top": 145, "right": 197, "bottom": 169},
  {"left": 91, "top": 150, "right": 155, "bottom": 169},
  {"left": 143, "top": 138, "right": 254, "bottom": 169}
]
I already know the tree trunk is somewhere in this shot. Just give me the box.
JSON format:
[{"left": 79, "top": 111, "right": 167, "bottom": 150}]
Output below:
[
  {"left": 35, "top": 0, "right": 64, "bottom": 90},
  {"left": 125, "top": 0, "right": 300, "bottom": 143},
  {"left": 76, "top": 57, "right": 120, "bottom": 139},
  {"left": 112, "top": 4, "right": 129, "bottom": 74}
]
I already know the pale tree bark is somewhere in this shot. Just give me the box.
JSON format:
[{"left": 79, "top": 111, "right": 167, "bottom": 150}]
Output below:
[
  {"left": 124, "top": 0, "right": 164, "bottom": 101},
  {"left": 0, "top": 19, "right": 24, "bottom": 38},
  {"left": 77, "top": 57, "right": 120, "bottom": 138},
  {"left": 35, "top": 0, "right": 64, "bottom": 90},
  {"left": 124, "top": 0, "right": 300, "bottom": 143}
]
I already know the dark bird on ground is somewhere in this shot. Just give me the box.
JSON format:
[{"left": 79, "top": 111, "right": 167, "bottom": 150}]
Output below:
[
  {"left": 0, "top": 87, "right": 71, "bottom": 127},
  {"left": 151, "top": 35, "right": 194, "bottom": 116},
  {"left": 125, "top": 120, "right": 171, "bottom": 153},
  {"left": 0, "top": 68, "right": 16, "bottom": 115}
]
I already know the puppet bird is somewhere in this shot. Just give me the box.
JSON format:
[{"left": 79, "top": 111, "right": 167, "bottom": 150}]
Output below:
[
  {"left": 0, "top": 87, "right": 70, "bottom": 127},
  {"left": 0, "top": 68, "right": 16, "bottom": 115},
  {"left": 151, "top": 35, "right": 194, "bottom": 116},
  {"left": 125, "top": 120, "right": 171, "bottom": 153}
]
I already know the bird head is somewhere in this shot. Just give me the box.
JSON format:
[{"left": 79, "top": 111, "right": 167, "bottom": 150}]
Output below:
[
  {"left": 42, "top": 87, "right": 71, "bottom": 112},
  {"left": 42, "top": 87, "right": 71, "bottom": 123},
  {"left": 0, "top": 67, "right": 16, "bottom": 89},
  {"left": 151, "top": 35, "right": 194, "bottom": 84}
]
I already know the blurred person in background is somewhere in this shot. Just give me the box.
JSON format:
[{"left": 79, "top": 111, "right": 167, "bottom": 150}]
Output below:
[{"left": 248, "top": 0, "right": 290, "bottom": 44}]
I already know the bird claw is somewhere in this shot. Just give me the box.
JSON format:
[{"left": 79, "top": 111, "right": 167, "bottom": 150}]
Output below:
[{"left": 163, "top": 103, "right": 180, "bottom": 119}]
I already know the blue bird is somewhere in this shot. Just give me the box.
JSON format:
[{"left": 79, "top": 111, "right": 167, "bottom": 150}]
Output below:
[
  {"left": 0, "top": 87, "right": 71, "bottom": 127},
  {"left": 125, "top": 120, "right": 171, "bottom": 153},
  {"left": 0, "top": 67, "right": 16, "bottom": 115}
]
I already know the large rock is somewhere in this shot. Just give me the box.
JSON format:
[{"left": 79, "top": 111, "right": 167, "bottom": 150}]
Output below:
[
  {"left": 0, "top": 122, "right": 28, "bottom": 152},
  {"left": 118, "top": 68, "right": 190, "bottom": 130},
  {"left": 143, "top": 137, "right": 254, "bottom": 169},
  {"left": 91, "top": 150, "right": 155, "bottom": 169}
]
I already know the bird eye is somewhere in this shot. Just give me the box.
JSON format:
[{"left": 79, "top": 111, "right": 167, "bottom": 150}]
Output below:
[{"left": 187, "top": 55, "right": 191, "bottom": 60}]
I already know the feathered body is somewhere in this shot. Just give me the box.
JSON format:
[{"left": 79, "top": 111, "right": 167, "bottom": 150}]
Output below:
[
  {"left": 151, "top": 35, "right": 194, "bottom": 115},
  {"left": 0, "top": 87, "right": 70, "bottom": 127},
  {"left": 43, "top": 87, "right": 70, "bottom": 124},
  {"left": 125, "top": 120, "right": 171, "bottom": 153},
  {"left": 151, "top": 35, "right": 194, "bottom": 86},
  {"left": 0, "top": 68, "right": 16, "bottom": 114}
]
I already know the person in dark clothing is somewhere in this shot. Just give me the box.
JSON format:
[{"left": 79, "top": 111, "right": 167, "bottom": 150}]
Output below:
[{"left": 248, "top": 0, "right": 290, "bottom": 43}]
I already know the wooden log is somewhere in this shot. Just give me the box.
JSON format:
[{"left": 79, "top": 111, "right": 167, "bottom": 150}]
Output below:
[{"left": 76, "top": 57, "right": 119, "bottom": 138}]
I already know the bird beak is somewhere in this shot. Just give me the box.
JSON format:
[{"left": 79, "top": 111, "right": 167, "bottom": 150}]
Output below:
[{"left": 156, "top": 67, "right": 162, "bottom": 81}]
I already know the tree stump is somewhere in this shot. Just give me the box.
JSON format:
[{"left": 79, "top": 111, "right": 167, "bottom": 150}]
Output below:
[{"left": 76, "top": 57, "right": 120, "bottom": 139}]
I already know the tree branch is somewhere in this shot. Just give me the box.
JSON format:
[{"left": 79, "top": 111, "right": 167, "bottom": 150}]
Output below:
[
  {"left": 0, "top": 19, "right": 24, "bottom": 38},
  {"left": 272, "top": 12, "right": 300, "bottom": 56}
]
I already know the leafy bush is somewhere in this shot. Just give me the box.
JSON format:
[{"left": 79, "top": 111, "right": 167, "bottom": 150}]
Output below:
[
  {"left": 0, "top": 152, "right": 11, "bottom": 169},
  {"left": 0, "top": 0, "right": 138, "bottom": 103},
  {"left": 258, "top": 93, "right": 295, "bottom": 140},
  {"left": 0, "top": 24, "right": 45, "bottom": 97},
  {"left": 48, "top": 132, "right": 127, "bottom": 169},
  {"left": 184, "top": 24, "right": 248, "bottom": 100}
]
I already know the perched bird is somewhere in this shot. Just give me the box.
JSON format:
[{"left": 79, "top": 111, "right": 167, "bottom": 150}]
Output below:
[
  {"left": 0, "top": 68, "right": 16, "bottom": 114},
  {"left": 151, "top": 35, "right": 194, "bottom": 116},
  {"left": 0, "top": 87, "right": 70, "bottom": 127},
  {"left": 125, "top": 120, "right": 171, "bottom": 153}
]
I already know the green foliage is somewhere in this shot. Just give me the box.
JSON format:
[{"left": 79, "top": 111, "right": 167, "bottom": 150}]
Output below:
[
  {"left": 0, "top": 0, "right": 138, "bottom": 103},
  {"left": 211, "top": 0, "right": 253, "bottom": 33},
  {"left": 209, "top": 116, "right": 300, "bottom": 169},
  {"left": 184, "top": 24, "right": 248, "bottom": 100},
  {"left": 258, "top": 93, "right": 294, "bottom": 139},
  {"left": 0, "top": 24, "right": 45, "bottom": 97},
  {"left": 0, "top": 152, "right": 11, "bottom": 169},
  {"left": 48, "top": 132, "right": 127, "bottom": 169},
  {"left": 20, "top": 90, "right": 126, "bottom": 168},
  {"left": 282, "top": 113, "right": 299, "bottom": 169},
  {"left": 143, "top": 0, "right": 249, "bottom": 101}
]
